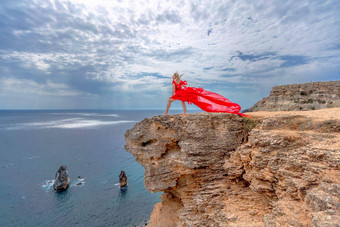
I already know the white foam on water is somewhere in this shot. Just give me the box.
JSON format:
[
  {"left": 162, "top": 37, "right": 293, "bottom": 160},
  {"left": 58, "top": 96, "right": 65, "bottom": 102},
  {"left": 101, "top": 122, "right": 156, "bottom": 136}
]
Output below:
[
  {"left": 55, "top": 120, "right": 135, "bottom": 129},
  {"left": 5, "top": 118, "right": 81, "bottom": 130},
  {"left": 26, "top": 156, "right": 40, "bottom": 160},
  {"left": 5, "top": 118, "right": 136, "bottom": 130},
  {"left": 42, "top": 178, "right": 86, "bottom": 191},
  {"left": 72, "top": 177, "right": 86, "bottom": 187},
  {"left": 50, "top": 113, "right": 120, "bottom": 117},
  {"left": 114, "top": 183, "right": 128, "bottom": 187},
  {"left": 2, "top": 163, "right": 15, "bottom": 168},
  {"left": 42, "top": 179, "right": 55, "bottom": 191}
]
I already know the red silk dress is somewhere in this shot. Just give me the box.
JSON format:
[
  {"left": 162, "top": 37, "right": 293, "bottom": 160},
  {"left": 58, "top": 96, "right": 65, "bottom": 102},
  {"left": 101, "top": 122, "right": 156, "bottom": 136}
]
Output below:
[{"left": 171, "top": 80, "right": 248, "bottom": 117}]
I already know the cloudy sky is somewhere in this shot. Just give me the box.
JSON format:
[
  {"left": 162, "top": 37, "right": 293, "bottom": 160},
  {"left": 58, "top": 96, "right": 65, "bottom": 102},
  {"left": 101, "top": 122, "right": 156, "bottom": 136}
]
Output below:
[{"left": 0, "top": 0, "right": 339, "bottom": 110}]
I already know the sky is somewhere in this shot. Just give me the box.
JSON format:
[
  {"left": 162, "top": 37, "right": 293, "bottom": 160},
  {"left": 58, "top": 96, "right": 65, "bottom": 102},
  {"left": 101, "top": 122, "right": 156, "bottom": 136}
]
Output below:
[{"left": 0, "top": 0, "right": 339, "bottom": 110}]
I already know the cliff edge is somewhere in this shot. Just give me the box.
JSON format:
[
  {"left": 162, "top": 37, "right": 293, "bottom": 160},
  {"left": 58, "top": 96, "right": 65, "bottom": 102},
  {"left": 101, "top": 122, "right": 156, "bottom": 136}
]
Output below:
[
  {"left": 125, "top": 109, "right": 340, "bottom": 226},
  {"left": 247, "top": 80, "right": 340, "bottom": 112}
]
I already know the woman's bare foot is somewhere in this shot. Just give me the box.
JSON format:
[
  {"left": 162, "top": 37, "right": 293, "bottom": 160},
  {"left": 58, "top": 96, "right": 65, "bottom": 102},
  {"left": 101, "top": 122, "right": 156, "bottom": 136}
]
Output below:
[
  {"left": 164, "top": 112, "right": 168, "bottom": 115},
  {"left": 183, "top": 114, "right": 187, "bottom": 117}
]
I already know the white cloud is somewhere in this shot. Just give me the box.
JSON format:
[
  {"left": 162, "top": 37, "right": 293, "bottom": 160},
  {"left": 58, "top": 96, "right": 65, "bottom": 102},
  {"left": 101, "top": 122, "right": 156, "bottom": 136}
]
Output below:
[
  {"left": 0, "top": 77, "right": 83, "bottom": 96},
  {"left": 0, "top": 0, "right": 339, "bottom": 109}
]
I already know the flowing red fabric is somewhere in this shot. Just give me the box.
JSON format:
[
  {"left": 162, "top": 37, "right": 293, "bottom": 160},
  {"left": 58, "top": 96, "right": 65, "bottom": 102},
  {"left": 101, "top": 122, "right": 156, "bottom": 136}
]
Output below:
[{"left": 171, "top": 80, "right": 249, "bottom": 117}]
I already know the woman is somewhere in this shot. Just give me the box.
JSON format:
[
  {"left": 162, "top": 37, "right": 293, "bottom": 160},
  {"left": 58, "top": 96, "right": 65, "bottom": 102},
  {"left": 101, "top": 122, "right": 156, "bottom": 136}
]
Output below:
[{"left": 164, "top": 72, "right": 248, "bottom": 117}]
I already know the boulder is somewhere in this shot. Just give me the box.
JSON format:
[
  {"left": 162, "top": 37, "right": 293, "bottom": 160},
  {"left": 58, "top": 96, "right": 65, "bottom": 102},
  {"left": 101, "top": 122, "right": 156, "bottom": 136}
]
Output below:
[
  {"left": 53, "top": 165, "right": 70, "bottom": 192},
  {"left": 119, "top": 170, "right": 127, "bottom": 187}
]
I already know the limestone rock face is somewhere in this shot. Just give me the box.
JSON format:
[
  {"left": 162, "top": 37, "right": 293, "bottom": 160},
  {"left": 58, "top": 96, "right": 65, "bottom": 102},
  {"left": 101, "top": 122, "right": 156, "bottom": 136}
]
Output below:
[
  {"left": 125, "top": 111, "right": 340, "bottom": 227},
  {"left": 247, "top": 80, "right": 340, "bottom": 112},
  {"left": 53, "top": 165, "right": 70, "bottom": 192}
]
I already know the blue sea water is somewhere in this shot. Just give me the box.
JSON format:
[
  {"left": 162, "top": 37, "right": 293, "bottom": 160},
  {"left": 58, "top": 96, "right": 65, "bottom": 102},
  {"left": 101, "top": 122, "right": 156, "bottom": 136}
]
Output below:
[{"left": 0, "top": 109, "right": 194, "bottom": 227}]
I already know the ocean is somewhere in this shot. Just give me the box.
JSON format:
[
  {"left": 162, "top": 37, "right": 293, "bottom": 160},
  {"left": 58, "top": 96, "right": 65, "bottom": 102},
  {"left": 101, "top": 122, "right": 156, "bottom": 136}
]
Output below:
[{"left": 0, "top": 109, "right": 195, "bottom": 227}]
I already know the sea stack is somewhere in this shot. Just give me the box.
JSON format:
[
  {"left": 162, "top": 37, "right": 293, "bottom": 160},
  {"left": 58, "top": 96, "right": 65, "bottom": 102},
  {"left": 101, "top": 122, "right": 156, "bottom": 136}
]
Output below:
[
  {"left": 119, "top": 170, "right": 127, "bottom": 187},
  {"left": 53, "top": 165, "right": 70, "bottom": 192}
]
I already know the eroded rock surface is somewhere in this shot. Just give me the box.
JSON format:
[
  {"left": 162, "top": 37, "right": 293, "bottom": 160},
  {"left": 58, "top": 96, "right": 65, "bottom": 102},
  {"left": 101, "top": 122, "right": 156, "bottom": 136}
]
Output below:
[
  {"left": 119, "top": 170, "right": 127, "bottom": 187},
  {"left": 125, "top": 112, "right": 340, "bottom": 227},
  {"left": 247, "top": 80, "right": 340, "bottom": 112},
  {"left": 53, "top": 165, "right": 70, "bottom": 192}
]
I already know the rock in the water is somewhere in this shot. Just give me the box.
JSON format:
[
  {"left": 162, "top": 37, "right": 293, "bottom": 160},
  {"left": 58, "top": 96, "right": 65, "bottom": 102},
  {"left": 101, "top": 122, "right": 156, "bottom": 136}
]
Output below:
[
  {"left": 53, "top": 165, "right": 70, "bottom": 192},
  {"left": 119, "top": 170, "right": 127, "bottom": 187}
]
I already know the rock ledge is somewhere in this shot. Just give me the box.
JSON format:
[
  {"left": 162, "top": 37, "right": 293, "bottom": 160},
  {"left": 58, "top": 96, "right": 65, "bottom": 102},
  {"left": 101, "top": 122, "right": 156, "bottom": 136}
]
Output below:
[{"left": 125, "top": 111, "right": 340, "bottom": 226}]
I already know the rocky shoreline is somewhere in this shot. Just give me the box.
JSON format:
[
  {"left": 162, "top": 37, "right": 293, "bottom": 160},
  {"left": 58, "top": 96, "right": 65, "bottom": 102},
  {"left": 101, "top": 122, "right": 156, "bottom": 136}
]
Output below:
[{"left": 125, "top": 108, "right": 340, "bottom": 226}]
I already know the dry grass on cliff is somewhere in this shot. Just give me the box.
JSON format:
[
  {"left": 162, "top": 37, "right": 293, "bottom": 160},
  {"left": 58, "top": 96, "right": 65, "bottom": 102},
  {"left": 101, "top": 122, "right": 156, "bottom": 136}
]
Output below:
[{"left": 247, "top": 107, "right": 340, "bottom": 122}]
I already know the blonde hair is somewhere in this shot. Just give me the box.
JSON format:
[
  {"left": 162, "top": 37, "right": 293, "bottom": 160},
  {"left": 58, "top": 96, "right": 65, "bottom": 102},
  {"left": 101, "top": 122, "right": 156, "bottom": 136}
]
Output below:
[{"left": 173, "top": 71, "right": 184, "bottom": 84}]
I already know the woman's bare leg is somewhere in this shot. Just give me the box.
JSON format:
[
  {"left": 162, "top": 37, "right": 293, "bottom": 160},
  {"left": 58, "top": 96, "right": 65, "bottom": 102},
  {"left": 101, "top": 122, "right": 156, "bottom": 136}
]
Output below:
[
  {"left": 164, "top": 98, "right": 175, "bottom": 115},
  {"left": 181, "top": 101, "right": 187, "bottom": 117}
]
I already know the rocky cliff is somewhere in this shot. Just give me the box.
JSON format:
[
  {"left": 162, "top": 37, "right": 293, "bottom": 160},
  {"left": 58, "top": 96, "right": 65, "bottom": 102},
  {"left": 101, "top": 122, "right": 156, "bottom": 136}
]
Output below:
[
  {"left": 125, "top": 109, "right": 340, "bottom": 226},
  {"left": 247, "top": 80, "right": 340, "bottom": 112}
]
